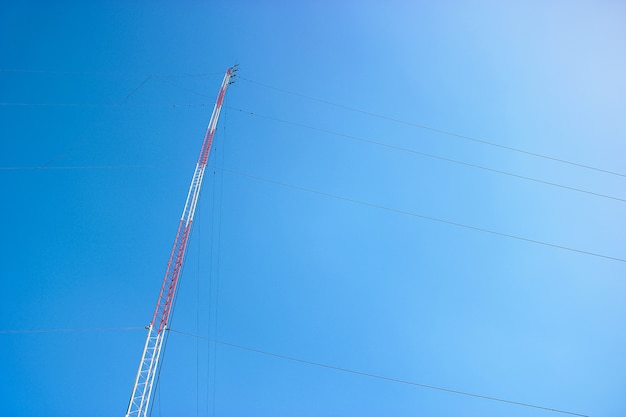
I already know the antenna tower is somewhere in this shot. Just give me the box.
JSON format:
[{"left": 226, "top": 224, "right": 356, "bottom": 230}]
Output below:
[{"left": 125, "top": 65, "right": 236, "bottom": 417}]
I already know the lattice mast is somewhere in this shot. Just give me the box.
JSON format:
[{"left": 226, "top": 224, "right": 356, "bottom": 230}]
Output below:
[{"left": 125, "top": 66, "right": 236, "bottom": 417}]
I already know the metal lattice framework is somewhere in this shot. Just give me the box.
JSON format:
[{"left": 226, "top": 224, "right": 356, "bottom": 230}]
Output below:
[{"left": 125, "top": 66, "right": 236, "bottom": 417}]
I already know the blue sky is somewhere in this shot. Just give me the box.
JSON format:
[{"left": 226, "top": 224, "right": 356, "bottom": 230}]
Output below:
[{"left": 1, "top": 1, "right": 625, "bottom": 416}]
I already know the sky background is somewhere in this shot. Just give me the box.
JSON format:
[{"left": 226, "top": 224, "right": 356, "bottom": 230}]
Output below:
[{"left": 1, "top": 1, "right": 625, "bottom": 416}]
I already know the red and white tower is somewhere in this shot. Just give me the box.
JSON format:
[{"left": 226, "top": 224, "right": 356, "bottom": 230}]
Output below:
[{"left": 125, "top": 66, "right": 236, "bottom": 417}]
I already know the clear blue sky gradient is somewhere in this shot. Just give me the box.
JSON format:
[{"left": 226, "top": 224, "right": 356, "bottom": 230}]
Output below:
[{"left": 1, "top": 1, "right": 625, "bottom": 416}]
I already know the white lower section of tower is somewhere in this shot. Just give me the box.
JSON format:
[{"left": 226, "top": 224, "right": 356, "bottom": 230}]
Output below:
[{"left": 125, "top": 325, "right": 166, "bottom": 417}]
